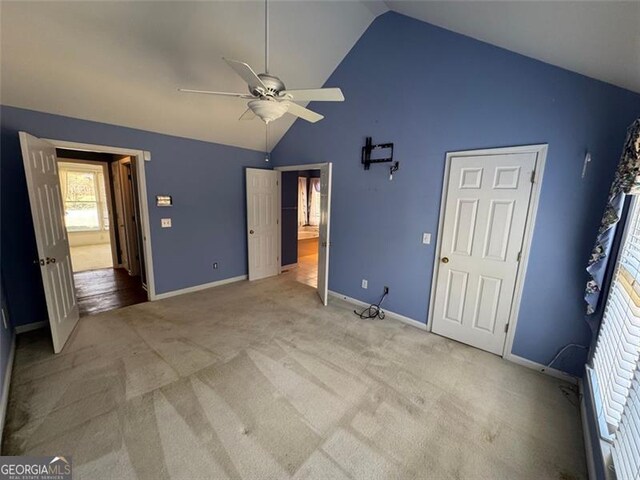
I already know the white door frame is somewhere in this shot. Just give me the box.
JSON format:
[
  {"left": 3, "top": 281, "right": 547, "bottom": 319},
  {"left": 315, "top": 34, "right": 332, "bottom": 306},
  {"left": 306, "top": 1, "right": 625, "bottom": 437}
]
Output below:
[
  {"left": 274, "top": 162, "right": 332, "bottom": 283},
  {"left": 43, "top": 138, "right": 156, "bottom": 300},
  {"left": 427, "top": 144, "right": 548, "bottom": 359}
]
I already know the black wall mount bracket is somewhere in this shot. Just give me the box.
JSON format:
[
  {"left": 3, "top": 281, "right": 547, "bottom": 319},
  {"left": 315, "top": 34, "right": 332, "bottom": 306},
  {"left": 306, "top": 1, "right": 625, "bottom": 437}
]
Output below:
[
  {"left": 361, "top": 137, "right": 394, "bottom": 170},
  {"left": 361, "top": 137, "right": 399, "bottom": 179}
]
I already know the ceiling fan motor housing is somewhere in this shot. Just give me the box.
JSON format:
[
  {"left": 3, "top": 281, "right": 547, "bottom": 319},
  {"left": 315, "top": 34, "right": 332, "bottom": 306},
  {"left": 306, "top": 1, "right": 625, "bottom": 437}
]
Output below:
[{"left": 253, "top": 73, "right": 286, "bottom": 97}]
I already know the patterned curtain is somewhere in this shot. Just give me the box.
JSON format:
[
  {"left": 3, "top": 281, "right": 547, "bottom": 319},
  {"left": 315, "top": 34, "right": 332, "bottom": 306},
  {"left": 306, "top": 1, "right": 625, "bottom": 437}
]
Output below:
[{"left": 585, "top": 119, "right": 640, "bottom": 322}]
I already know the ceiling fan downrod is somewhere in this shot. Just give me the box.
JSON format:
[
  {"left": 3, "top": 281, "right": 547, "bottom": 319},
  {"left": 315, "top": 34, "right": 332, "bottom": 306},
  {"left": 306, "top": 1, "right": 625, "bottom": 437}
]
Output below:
[{"left": 264, "top": 0, "right": 269, "bottom": 75}]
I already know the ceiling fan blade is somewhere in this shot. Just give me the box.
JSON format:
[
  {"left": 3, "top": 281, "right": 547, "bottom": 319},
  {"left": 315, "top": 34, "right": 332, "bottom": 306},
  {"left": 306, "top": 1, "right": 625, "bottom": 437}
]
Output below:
[
  {"left": 239, "top": 108, "right": 256, "bottom": 121},
  {"left": 285, "top": 102, "right": 324, "bottom": 123},
  {"left": 281, "top": 88, "right": 345, "bottom": 102},
  {"left": 223, "top": 58, "right": 266, "bottom": 91},
  {"left": 178, "top": 89, "right": 252, "bottom": 98}
]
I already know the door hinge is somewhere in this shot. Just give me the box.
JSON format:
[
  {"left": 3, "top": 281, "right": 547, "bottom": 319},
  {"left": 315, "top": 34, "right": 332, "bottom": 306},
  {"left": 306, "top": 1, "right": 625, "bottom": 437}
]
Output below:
[
  {"left": 530, "top": 170, "right": 536, "bottom": 183},
  {"left": 505, "top": 323, "right": 509, "bottom": 333},
  {"left": 517, "top": 251, "right": 522, "bottom": 262}
]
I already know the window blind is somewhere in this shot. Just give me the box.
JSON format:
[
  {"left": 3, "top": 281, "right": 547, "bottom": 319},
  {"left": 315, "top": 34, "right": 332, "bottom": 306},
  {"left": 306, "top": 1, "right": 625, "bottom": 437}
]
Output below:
[
  {"left": 591, "top": 197, "right": 640, "bottom": 480},
  {"left": 593, "top": 198, "right": 640, "bottom": 431},
  {"left": 611, "top": 365, "right": 640, "bottom": 480}
]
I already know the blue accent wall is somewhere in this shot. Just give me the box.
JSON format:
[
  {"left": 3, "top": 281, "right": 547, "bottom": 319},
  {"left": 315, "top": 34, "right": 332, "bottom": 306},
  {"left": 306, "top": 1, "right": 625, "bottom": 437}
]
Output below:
[
  {"left": 1, "top": 105, "right": 266, "bottom": 327},
  {"left": 272, "top": 12, "right": 640, "bottom": 376}
]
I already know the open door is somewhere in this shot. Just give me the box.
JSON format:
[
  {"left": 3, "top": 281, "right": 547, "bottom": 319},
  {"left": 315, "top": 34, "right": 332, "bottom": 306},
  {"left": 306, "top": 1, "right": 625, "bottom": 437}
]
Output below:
[
  {"left": 19, "top": 132, "right": 80, "bottom": 353},
  {"left": 246, "top": 168, "right": 281, "bottom": 281},
  {"left": 317, "top": 163, "right": 332, "bottom": 305}
]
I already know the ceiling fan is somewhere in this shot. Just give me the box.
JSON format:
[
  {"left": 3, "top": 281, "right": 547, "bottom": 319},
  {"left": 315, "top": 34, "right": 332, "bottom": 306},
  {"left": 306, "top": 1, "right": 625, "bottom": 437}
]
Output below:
[{"left": 178, "top": 0, "right": 345, "bottom": 125}]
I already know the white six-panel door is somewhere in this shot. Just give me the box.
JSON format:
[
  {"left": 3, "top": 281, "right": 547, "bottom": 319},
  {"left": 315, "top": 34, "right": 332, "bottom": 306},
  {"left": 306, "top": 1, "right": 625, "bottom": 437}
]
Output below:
[
  {"left": 431, "top": 151, "right": 537, "bottom": 355},
  {"left": 246, "top": 168, "right": 281, "bottom": 281},
  {"left": 19, "top": 132, "right": 80, "bottom": 353}
]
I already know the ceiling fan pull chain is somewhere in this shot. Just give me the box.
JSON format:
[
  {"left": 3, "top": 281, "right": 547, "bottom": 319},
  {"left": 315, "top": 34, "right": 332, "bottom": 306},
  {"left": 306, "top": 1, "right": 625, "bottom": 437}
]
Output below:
[{"left": 265, "top": 123, "right": 270, "bottom": 162}]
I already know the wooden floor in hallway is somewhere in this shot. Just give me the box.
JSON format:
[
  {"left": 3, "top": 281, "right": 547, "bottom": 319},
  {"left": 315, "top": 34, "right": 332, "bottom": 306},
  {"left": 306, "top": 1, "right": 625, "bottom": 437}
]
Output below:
[
  {"left": 74, "top": 268, "right": 147, "bottom": 317},
  {"left": 285, "top": 237, "right": 318, "bottom": 288}
]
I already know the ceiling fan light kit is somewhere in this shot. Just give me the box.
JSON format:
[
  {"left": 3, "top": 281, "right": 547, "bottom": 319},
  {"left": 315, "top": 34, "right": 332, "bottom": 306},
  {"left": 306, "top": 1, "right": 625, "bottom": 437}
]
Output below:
[{"left": 248, "top": 99, "right": 289, "bottom": 124}]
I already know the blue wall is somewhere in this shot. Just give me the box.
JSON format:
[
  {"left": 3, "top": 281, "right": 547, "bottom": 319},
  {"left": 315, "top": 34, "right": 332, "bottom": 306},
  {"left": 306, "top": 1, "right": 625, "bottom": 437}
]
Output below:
[
  {"left": 272, "top": 12, "right": 640, "bottom": 376},
  {"left": 1, "top": 105, "right": 266, "bottom": 327}
]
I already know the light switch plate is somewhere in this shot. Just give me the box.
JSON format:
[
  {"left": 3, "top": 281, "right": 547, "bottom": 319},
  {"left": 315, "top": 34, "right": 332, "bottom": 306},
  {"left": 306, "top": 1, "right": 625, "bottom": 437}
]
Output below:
[
  {"left": 361, "top": 279, "right": 368, "bottom": 289},
  {"left": 161, "top": 218, "right": 172, "bottom": 228},
  {"left": 422, "top": 233, "right": 431, "bottom": 244}
]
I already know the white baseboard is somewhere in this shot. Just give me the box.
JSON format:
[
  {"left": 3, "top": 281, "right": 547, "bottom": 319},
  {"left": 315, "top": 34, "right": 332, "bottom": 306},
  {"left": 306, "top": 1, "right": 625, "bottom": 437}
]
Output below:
[
  {"left": 153, "top": 275, "right": 247, "bottom": 300},
  {"left": 328, "top": 290, "right": 427, "bottom": 331},
  {"left": 0, "top": 333, "right": 16, "bottom": 453},
  {"left": 505, "top": 353, "right": 578, "bottom": 384},
  {"left": 14, "top": 321, "right": 47, "bottom": 334}
]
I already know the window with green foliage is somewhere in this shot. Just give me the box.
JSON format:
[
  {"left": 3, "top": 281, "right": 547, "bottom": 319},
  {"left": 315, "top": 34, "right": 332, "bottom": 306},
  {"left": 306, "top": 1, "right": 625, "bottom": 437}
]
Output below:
[{"left": 58, "top": 162, "right": 109, "bottom": 232}]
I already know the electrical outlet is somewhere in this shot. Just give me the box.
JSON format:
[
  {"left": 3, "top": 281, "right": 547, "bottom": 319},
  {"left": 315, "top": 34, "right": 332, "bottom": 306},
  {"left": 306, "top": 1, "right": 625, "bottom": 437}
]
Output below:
[
  {"left": 213, "top": 262, "right": 218, "bottom": 270},
  {"left": 384, "top": 286, "right": 389, "bottom": 294},
  {"left": 161, "top": 218, "right": 172, "bottom": 228},
  {"left": 361, "top": 279, "right": 368, "bottom": 289},
  {"left": 422, "top": 233, "right": 431, "bottom": 244}
]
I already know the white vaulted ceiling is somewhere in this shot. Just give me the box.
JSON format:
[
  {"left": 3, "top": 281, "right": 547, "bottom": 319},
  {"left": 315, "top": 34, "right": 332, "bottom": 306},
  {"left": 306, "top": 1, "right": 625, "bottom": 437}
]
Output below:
[
  {"left": 1, "top": 1, "right": 638, "bottom": 152},
  {"left": 387, "top": 1, "right": 640, "bottom": 95},
  {"left": 0, "top": 1, "right": 378, "bottom": 151}
]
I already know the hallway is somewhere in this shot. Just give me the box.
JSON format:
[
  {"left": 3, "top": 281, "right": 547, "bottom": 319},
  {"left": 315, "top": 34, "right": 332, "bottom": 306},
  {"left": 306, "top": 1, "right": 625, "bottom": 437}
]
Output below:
[
  {"left": 74, "top": 268, "right": 147, "bottom": 317},
  {"left": 286, "top": 238, "right": 318, "bottom": 288}
]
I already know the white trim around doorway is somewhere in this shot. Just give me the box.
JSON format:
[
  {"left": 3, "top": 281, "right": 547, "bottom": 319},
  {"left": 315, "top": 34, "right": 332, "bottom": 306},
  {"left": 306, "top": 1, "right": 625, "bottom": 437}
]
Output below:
[
  {"left": 426, "top": 144, "right": 548, "bottom": 360},
  {"left": 274, "top": 161, "right": 329, "bottom": 274},
  {"left": 44, "top": 138, "right": 157, "bottom": 300}
]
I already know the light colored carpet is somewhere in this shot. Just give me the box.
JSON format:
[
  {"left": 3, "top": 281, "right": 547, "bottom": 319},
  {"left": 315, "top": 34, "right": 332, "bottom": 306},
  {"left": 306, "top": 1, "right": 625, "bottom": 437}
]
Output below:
[
  {"left": 70, "top": 243, "right": 113, "bottom": 272},
  {"left": 3, "top": 276, "right": 586, "bottom": 479}
]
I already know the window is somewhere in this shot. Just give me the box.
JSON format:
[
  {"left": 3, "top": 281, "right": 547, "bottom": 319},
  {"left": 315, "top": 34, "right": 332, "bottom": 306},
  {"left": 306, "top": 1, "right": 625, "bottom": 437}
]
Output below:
[
  {"left": 590, "top": 197, "right": 640, "bottom": 480},
  {"left": 58, "top": 162, "right": 109, "bottom": 232}
]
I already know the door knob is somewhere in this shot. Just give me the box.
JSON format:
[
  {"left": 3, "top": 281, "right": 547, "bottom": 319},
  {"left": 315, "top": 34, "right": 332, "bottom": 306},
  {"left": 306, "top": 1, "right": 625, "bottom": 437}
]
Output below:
[
  {"left": 249, "top": 230, "right": 254, "bottom": 234},
  {"left": 46, "top": 257, "right": 56, "bottom": 264},
  {"left": 34, "top": 259, "right": 45, "bottom": 266},
  {"left": 441, "top": 257, "right": 449, "bottom": 264}
]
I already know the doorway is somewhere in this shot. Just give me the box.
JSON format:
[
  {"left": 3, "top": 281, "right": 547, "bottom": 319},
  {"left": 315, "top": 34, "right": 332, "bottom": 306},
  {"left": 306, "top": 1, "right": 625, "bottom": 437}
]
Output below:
[
  {"left": 429, "top": 145, "right": 547, "bottom": 357},
  {"left": 57, "top": 159, "right": 115, "bottom": 272},
  {"left": 287, "top": 170, "right": 321, "bottom": 288},
  {"left": 56, "top": 149, "right": 148, "bottom": 317},
  {"left": 274, "top": 163, "right": 332, "bottom": 305},
  {"left": 19, "top": 132, "right": 155, "bottom": 353},
  {"left": 244, "top": 163, "right": 332, "bottom": 304}
]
